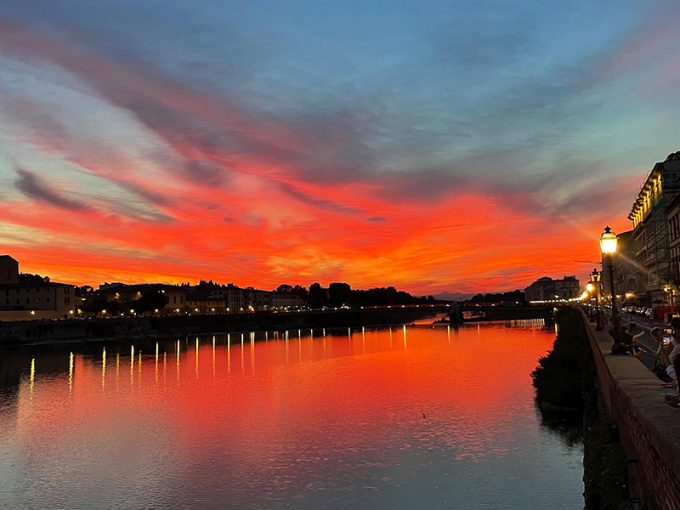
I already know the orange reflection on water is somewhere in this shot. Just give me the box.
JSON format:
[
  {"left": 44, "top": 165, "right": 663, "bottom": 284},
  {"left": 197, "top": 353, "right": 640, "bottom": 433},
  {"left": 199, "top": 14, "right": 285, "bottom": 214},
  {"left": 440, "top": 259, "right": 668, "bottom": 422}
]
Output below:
[{"left": 2, "top": 322, "right": 580, "bottom": 509}]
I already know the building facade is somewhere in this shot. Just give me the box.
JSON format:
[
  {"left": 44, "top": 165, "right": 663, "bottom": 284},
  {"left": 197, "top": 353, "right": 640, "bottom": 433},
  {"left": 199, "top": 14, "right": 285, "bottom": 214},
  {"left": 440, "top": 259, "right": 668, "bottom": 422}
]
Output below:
[
  {"left": 525, "top": 276, "right": 580, "bottom": 302},
  {"left": 628, "top": 152, "right": 680, "bottom": 304},
  {"left": 1, "top": 282, "right": 75, "bottom": 314},
  {"left": 0, "top": 255, "right": 19, "bottom": 284},
  {"left": 668, "top": 191, "right": 680, "bottom": 301},
  {"left": 0, "top": 255, "right": 76, "bottom": 318}
]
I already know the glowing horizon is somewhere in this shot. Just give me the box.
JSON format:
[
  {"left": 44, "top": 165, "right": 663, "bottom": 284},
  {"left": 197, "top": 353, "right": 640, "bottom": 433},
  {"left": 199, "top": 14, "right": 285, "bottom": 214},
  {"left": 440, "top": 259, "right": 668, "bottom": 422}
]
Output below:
[{"left": 1, "top": 1, "right": 678, "bottom": 294}]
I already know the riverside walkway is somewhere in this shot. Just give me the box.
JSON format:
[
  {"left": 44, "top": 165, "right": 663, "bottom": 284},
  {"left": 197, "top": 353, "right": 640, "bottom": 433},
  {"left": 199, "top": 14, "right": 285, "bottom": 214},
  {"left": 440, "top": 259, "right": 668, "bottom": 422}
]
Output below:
[{"left": 581, "top": 309, "right": 680, "bottom": 510}]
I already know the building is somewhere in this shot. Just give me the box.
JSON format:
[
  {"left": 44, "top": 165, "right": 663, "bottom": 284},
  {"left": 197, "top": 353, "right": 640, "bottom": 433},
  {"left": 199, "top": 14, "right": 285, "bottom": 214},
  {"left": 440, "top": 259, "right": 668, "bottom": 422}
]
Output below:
[
  {"left": 0, "top": 255, "right": 19, "bottom": 284},
  {"left": 1, "top": 281, "right": 75, "bottom": 315},
  {"left": 0, "top": 255, "right": 76, "bottom": 319},
  {"left": 186, "top": 296, "right": 227, "bottom": 314},
  {"left": 667, "top": 190, "right": 680, "bottom": 304},
  {"left": 525, "top": 276, "right": 581, "bottom": 302},
  {"left": 271, "top": 291, "right": 305, "bottom": 310},
  {"left": 185, "top": 284, "right": 228, "bottom": 314},
  {"left": 628, "top": 151, "right": 680, "bottom": 304},
  {"left": 554, "top": 276, "right": 580, "bottom": 299},
  {"left": 243, "top": 288, "right": 273, "bottom": 311},
  {"left": 225, "top": 285, "right": 246, "bottom": 312}
]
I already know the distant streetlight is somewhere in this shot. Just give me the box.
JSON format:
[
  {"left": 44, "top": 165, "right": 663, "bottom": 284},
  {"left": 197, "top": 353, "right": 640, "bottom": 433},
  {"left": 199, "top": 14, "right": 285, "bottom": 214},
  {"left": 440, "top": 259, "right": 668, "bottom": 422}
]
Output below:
[
  {"left": 600, "top": 226, "right": 619, "bottom": 334},
  {"left": 586, "top": 282, "right": 595, "bottom": 321},
  {"left": 592, "top": 268, "right": 602, "bottom": 330}
]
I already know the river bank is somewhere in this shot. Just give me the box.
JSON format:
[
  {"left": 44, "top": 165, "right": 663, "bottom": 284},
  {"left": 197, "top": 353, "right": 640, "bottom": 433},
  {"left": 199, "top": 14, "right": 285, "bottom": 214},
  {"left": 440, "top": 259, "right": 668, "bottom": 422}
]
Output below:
[
  {"left": 0, "top": 307, "right": 444, "bottom": 347},
  {"left": 532, "top": 307, "right": 631, "bottom": 509}
]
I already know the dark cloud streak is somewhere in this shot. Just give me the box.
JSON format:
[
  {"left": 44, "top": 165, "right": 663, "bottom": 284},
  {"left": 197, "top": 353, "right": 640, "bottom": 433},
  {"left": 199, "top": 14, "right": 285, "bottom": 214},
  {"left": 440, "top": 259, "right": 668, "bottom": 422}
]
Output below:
[{"left": 14, "top": 167, "right": 92, "bottom": 211}]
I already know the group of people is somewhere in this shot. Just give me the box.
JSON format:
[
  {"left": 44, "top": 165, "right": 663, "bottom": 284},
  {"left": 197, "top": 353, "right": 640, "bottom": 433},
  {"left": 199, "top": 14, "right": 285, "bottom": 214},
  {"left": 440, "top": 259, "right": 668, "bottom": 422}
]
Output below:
[
  {"left": 611, "top": 318, "right": 680, "bottom": 408},
  {"left": 652, "top": 320, "right": 680, "bottom": 408}
]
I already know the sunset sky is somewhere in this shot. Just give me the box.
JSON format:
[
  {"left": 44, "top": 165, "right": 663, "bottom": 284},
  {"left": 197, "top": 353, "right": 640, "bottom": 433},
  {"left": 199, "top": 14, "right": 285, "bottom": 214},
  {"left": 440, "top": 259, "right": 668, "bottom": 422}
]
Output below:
[{"left": 0, "top": 0, "right": 679, "bottom": 294}]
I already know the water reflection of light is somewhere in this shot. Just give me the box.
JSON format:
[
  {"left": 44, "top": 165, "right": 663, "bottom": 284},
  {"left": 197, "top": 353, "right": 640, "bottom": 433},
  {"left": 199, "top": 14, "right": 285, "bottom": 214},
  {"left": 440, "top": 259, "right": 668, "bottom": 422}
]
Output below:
[
  {"left": 65, "top": 352, "right": 74, "bottom": 393},
  {"left": 250, "top": 333, "right": 255, "bottom": 372},
  {"left": 241, "top": 335, "right": 245, "bottom": 373},
  {"left": 29, "top": 358, "right": 35, "bottom": 396},
  {"left": 403, "top": 325, "right": 407, "bottom": 349},
  {"left": 102, "top": 348, "right": 107, "bottom": 391},
  {"left": 176, "top": 340, "right": 180, "bottom": 383},
  {"left": 116, "top": 353, "right": 120, "bottom": 391},
  {"left": 195, "top": 338, "right": 200, "bottom": 379},
  {"left": 212, "top": 336, "right": 217, "bottom": 380},
  {"left": 130, "top": 346, "right": 135, "bottom": 387},
  {"left": 285, "top": 333, "right": 289, "bottom": 364},
  {"left": 447, "top": 325, "right": 451, "bottom": 344},
  {"left": 155, "top": 342, "right": 159, "bottom": 386},
  {"left": 227, "top": 334, "right": 231, "bottom": 373}
]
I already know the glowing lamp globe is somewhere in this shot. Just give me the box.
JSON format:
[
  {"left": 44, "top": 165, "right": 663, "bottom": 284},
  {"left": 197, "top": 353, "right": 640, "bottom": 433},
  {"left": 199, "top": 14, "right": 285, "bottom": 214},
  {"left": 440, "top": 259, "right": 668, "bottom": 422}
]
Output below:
[
  {"left": 586, "top": 283, "right": 594, "bottom": 293},
  {"left": 599, "top": 226, "right": 618, "bottom": 255}
]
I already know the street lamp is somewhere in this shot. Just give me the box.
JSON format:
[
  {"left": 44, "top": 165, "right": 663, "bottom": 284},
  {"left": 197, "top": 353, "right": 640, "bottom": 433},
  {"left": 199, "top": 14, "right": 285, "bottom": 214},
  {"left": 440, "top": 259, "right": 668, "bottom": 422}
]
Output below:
[
  {"left": 586, "top": 282, "right": 595, "bottom": 320},
  {"left": 591, "top": 268, "right": 602, "bottom": 330},
  {"left": 600, "top": 226, "right": 619, "bottom": 334}
]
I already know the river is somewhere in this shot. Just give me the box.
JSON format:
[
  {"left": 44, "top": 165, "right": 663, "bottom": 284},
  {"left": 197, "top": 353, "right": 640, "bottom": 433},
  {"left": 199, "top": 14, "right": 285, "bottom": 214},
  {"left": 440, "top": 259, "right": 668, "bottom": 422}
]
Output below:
[{"left": 0, "top": 321, "right": 583, "bottom": 509}]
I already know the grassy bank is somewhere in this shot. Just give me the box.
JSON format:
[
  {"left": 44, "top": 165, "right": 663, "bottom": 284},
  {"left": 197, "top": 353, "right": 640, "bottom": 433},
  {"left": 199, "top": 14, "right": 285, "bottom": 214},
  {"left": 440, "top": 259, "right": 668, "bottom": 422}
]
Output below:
[{"left": 532, "top": 307, "right": 631, "bottom": 509}]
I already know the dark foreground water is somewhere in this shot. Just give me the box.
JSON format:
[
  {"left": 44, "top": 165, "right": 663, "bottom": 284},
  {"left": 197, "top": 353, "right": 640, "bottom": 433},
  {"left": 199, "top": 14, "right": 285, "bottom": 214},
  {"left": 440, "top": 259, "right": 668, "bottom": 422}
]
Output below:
[{"left": 0, "top": 322, "right": 583, "bottom": 509}]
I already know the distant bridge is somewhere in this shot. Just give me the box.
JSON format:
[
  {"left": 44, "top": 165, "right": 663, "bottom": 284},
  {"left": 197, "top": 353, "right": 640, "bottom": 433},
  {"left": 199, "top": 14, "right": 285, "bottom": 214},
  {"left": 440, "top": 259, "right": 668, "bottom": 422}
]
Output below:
[{"left": 458, "top": 305, "right": 554, "bottom": 322}]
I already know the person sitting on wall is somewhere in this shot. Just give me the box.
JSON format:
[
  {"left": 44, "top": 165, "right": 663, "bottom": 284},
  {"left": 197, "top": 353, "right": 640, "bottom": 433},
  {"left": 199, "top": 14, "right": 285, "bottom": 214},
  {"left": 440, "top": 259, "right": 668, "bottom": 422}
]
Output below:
[
  {"left": 651, "top": 328, "right": 674, "bottom": 383},
  {"left": 664, "top": 319, "right": 680, "bottom": 407},
  {"left": 610, "top": 325, "right": 643, "bottom": 356}
]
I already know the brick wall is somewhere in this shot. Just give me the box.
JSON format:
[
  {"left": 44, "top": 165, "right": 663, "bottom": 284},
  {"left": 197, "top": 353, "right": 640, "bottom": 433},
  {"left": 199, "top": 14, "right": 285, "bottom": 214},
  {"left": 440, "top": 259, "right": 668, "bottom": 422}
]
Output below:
[{"left": 581, "top": 311, "right": 680, "bottom": 510}]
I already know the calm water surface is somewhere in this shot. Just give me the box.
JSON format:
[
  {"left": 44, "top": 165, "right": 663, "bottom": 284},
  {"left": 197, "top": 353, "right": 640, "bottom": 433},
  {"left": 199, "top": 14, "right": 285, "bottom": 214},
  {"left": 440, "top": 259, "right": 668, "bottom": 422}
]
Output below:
[{"left": 0, "top": 322, "right": 583, "bottom": 509}]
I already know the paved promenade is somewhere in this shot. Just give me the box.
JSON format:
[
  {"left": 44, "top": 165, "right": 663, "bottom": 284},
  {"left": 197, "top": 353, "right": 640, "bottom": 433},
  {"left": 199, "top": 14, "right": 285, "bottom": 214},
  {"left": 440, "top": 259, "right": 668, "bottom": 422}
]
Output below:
[{"left": 586, "top": 309, "right": 669, "bottom": 372}]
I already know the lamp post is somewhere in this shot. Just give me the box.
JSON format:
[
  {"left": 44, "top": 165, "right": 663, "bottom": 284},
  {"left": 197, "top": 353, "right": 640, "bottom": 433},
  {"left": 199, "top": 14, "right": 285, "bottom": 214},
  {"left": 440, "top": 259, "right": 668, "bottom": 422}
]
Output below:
[
  {"left": 586, "top": 282, "right": 595, "bottom": 320},
  {"left": 591, "top": 268, "right": 602, "bottom": 330},
  {"left": 600, "top": 226, "right": 619, "bottom": 335}
]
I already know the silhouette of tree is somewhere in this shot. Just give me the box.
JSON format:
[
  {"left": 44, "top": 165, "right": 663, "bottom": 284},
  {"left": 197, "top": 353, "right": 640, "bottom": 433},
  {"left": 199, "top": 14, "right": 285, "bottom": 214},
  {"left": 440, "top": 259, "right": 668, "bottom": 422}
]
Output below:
[
  {"left": 308, "top": 282, "right": 328, "bottom": 308},
  {"left": 328, "top": 282, "right": 351, "bottom": 306},
  {"left": 132, "top": 290, "right": 169, "bottom": 313}
]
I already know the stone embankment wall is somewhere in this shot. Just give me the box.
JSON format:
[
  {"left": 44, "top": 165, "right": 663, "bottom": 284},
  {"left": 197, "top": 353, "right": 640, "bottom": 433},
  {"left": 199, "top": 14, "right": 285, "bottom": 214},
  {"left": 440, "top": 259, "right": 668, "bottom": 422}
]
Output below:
[{"left": 581, "top": 311, "right": 680, "bottom": 510}]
